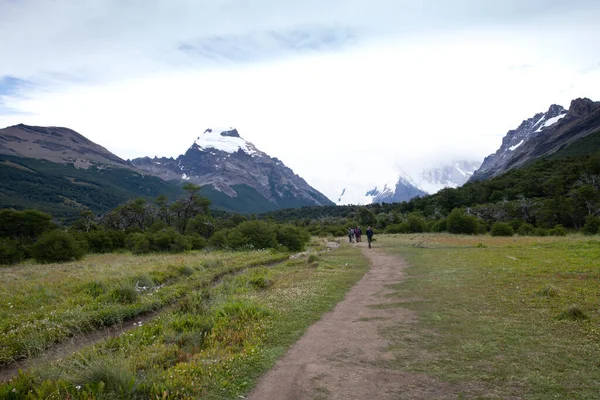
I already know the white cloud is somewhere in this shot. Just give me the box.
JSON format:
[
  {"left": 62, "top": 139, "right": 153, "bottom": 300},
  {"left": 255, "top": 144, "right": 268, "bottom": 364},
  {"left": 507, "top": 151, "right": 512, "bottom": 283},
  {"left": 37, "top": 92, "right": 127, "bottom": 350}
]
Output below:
[{"left": 1, "top": 1, "right": 600, "bottom": 204}]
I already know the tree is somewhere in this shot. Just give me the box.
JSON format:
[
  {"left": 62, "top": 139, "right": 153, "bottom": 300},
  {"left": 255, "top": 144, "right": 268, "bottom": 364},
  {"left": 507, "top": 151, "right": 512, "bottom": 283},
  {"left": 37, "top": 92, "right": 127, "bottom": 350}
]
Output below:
[{"left": 446, "top": 208, "right": 478, "bottom": 235}]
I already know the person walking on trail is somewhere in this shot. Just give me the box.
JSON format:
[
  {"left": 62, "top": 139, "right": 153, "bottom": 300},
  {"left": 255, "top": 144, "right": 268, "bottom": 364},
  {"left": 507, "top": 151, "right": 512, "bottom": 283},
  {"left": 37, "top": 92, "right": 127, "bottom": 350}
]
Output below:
[
  {"left": 348, "top": 227, "right": 355, "bottom": 243},
  {"left": 356, "top": 226, "right": 362, "bottom": 242},
  {"left": 366, "top": 226, "right": 374, "bottom": 248}
]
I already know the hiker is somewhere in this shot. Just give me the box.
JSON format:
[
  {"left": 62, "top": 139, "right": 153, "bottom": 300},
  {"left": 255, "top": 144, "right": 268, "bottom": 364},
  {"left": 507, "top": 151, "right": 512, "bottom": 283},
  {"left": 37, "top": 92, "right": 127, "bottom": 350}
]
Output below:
[
  {"left": 356, "top": 226, "right": 362, "bottom": 242},
  {"left": 348, "top": 227, "right": 355, "bottom": 243},
  {"left": 366, "top": 226, "right": 374, "bottom": 248}
]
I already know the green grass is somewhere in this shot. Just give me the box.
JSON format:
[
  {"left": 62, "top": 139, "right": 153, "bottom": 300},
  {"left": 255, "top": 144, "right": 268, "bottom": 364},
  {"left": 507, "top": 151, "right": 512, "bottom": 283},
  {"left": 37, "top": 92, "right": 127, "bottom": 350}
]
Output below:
[
  {"left": 0, "top": 250, "right": 289, "bottom": 365},
  {"left": 375, "top": 233, "right": 600, "bottom": 399},
  {"left": 1, "top": 245, "right": 368, "bottom": 399}
]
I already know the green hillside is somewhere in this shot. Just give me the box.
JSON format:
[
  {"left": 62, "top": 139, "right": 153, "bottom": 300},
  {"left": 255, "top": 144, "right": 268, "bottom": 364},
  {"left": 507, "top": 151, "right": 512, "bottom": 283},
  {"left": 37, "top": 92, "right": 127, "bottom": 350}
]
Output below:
[{"left": 0, "top": 154, "right": 183, "bottom": 222}]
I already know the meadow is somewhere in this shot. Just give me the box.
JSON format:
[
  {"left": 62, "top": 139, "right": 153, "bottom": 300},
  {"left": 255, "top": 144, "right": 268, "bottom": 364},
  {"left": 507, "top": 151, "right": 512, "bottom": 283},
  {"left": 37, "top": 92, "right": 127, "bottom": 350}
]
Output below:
[
  {"left": 376, "top": 234, "right": 600, "bottom": 399},
  {"left": 0, "top": 243, "right": 368, "bottom": 399}
]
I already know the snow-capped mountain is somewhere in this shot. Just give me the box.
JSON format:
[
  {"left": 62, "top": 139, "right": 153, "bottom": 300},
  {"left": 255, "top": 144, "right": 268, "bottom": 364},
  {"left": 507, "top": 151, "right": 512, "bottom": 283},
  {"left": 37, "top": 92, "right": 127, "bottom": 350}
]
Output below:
[
  {"left": 470, "top": 99, "right": 600, "bottom": 181},
  {"left": 335, "top": 177, "right": 397, "bottom": 205},
  {"left": 372, "top": 172, "right": 427, "bottom": 203},
  {"left": 417, "top": 160, "right": 481, "bottom": 194},
  {"left": 132, "top": 128, "right": 333, "bottom": 213}
]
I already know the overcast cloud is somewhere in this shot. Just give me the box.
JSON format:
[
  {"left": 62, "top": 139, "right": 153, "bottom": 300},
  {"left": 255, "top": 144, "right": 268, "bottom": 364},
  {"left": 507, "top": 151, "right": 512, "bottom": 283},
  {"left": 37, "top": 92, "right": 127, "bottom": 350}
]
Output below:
[{"left": 1, "top": 0, "right": 600, "bottom": 203}]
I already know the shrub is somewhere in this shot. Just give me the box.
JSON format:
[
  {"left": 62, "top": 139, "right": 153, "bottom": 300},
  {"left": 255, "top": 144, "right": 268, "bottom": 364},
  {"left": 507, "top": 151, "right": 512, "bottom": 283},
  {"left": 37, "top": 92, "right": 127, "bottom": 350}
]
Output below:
[
  {"left": 307, "top": 254, "right": 319, "bottom": 263},
  {"left": 549, "top": 224, "right": 567, "bottom": 236},
  {"left": 83, "top": 229, "right": 124, "bottom": 253},
  {"left": 557, "top": 305, "right": 588, "bottom": 321},
  {"left": 149, "top": 228, "right": 192, "bottom": 253},
  {"left": 536, "top": 285, "right": 559, "bottom": 297},
  {"left": 208, "top": 230, "right": 228, "bottom": 249},
  {"left": 385, "top": 223, "right": 408, "bottom": 234},
  {"left": 491, "top": 222, "right": 514, "bottom": 237},
  {"left": 430, "top": 218, "right": 447, "bottom": 233},
  {"left": 0, "top": 238, "right": 26, "bottom": 265},
  {"left": 110, "top": 283, "right": 139, "bottom": 304},
  {"left": 582, "top": 215, "right": 600, "bottom": 235},
  {"left": 235, "top": 220, "right": 278, "bottom": 249},
  {"left": 84, "top": 280, "right": 108, "bottom": 297},
  {"left": 517, "top": 223, "right": 536, "bottom": 236},
  {"left": 226, "top": 228, "right": 249, "bottom": 249},
  {"left": 126, "top": 233, "right": 151, "bottom": 254},
  {"left": 31, "top": 230, "right": 85, "bottom": 263},
  {"left": 188, "top": 235, "right": 207, "bottom": 250},
  {"left": 275, "top": 225, "right": 311, "bottom": 251},
  {"left": 406, "top": 213, "right": 427, "bottom": 233},
  {"left": 446, "top": 209, "right": 478, "bottom": 235}
]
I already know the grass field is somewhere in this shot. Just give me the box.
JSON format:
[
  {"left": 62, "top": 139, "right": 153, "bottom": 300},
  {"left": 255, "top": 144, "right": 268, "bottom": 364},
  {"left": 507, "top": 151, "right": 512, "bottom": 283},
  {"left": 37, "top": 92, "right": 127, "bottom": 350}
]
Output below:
[
  {"left": 375, "top": 234, "right": 600, "bottom": 399},
  {"left": 0, "top": 245, "right": 368, "bottom": 399},
  {"left": 0, "top": 250, "right": 290, "bottom": 365}
]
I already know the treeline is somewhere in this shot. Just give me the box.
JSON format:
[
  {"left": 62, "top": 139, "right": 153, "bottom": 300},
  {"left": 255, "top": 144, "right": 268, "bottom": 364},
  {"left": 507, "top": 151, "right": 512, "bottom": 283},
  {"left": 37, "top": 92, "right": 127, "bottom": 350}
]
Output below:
[
  {"left": 0, "top": 184, "right": 311, "bottom": 265},
  {"left": 262, "top": 154, "right": 600, "bottom": 237}
]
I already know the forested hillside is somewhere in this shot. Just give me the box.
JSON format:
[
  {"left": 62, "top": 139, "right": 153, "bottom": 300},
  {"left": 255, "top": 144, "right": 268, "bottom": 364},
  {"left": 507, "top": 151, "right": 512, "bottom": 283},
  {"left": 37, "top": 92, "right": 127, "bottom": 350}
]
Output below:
[{"left": 0, "top": 154, "right": 182, "bottom": 222}]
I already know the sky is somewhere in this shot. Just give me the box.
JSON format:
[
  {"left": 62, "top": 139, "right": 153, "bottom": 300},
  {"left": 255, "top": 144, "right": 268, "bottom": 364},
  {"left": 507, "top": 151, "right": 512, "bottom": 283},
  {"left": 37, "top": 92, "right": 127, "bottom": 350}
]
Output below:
[{"left": 1, "top": 0, "right": 600, "bottom": 203}]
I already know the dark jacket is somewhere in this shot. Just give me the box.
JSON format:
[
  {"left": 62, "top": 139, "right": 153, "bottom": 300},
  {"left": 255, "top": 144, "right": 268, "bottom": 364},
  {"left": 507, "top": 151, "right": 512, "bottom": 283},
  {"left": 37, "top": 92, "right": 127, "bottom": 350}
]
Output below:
[{"left": 366, "top": 229, "right": 374, "bottom": 238}]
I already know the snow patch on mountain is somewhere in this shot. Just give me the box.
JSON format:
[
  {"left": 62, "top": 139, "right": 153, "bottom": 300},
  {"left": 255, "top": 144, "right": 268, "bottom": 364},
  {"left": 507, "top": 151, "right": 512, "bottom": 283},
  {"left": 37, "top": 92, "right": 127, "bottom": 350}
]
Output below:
[
  {"left": 534, "top": 113, "right": 566, "bottom": 132},
  {"left": 194, "top": 128, "right": 260, "bottom": 156},
  {"left": 509, "top": 140, "right": 524, "bottom": 151}
]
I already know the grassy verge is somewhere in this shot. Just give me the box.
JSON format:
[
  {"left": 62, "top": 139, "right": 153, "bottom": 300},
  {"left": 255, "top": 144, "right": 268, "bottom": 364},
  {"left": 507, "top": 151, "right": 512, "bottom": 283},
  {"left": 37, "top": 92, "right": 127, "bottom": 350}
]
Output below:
[
  {"left": 1, "top": 246, "right": 368, "bottom": 399},
  {"left": 0, "top": 250, "right": 289, "bottom": 365},
  {"left": 375, "top": 233, "right": 600, "bottom": 399}
]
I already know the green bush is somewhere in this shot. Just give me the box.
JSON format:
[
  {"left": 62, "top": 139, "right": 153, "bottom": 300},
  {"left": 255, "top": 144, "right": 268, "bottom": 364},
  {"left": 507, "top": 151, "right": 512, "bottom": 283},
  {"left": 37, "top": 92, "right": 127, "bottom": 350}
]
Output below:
[
  {"left": 0, "top": 238, "right": 26, "bottom": 265},
  {"left": 83, "top": 229, "right": 124, "bottom": 253},
  {"left": 188, "top": 234, "right": 207, "bottom": 250},
  {"left": 406, "top": 213, "right": 427, "bottom": 233},
  {"left": 517, "top": 223, "right": 536, "bottom": 236},
  {"left": 125, "top": 233, "right": 151, "bottom": 254},
  {"left": 31, "top": 230, "right": 85, "bottom": 263},
  {"left": 307, "top": 254, "right": 319, "bottom": 263},
  {"left": 549, "top": 224, "right": 567, "bottom": 236},
  {"left": 491, "top": 222, "right": 514, "bottom": 237},
  {"left": 557, "top": 305, "right": 588, "bottom": 321},
  {"left": 582, "top": 215, "right": 600, "bottom": 235},
  {"left": 385, "top": 223, "right": 408, "bottom": 234},
  {"left": 226, "top": 228, "right": 249, "bottom": 249},
  {"left": 430, "top": 218, "right": 447, "bottom": 233},
  {"left": 275, "top": 225, "right": 311, "bottom": 251},
  {"left": 110, "top": 283, "right": 139, "bottom": 304},
  {"left": 208, "top": 230, "right": 228, "bottom": 249},
  {"left": 446, "top": 209, "right": 478, "bottom": 235},
  {"left": 233, "top": 220, "right": 278, "bottom": 250}
]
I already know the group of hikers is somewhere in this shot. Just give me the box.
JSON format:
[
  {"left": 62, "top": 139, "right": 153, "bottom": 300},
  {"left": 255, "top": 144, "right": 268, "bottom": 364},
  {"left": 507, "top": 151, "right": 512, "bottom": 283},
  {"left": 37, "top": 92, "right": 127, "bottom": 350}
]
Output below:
[{"left": 348, "top": 226, "right": 375, "bottom": 248}]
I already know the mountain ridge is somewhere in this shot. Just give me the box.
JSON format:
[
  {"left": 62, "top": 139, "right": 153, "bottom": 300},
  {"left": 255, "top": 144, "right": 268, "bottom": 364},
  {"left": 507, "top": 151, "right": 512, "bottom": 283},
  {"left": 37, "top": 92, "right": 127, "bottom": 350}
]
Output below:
[
  {"left": 471, "top": 98, "right": 600, "bottom": 181},
  {"left": 131, "top": 127, "right": 334, "bottom": 211}
]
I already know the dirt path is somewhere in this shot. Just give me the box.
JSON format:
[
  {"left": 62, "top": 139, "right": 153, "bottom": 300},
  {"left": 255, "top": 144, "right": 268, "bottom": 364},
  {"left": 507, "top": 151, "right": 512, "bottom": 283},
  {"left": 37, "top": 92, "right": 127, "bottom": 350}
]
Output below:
[{"left": 247, "top": 244, "right": 450, "bottom": 400}]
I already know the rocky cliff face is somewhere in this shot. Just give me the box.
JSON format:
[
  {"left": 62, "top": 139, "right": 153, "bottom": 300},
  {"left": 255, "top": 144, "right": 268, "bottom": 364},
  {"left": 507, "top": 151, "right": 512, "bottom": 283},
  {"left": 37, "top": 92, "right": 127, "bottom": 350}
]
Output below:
[
  {"left": 132, "top": 128, "right": 334, "bottom": 210},
  {"left": 471, "top": 98, "right": 600, "bottom": 181},
  {"left": 0, "top": 124, "right": 131, "bottom": 169}
]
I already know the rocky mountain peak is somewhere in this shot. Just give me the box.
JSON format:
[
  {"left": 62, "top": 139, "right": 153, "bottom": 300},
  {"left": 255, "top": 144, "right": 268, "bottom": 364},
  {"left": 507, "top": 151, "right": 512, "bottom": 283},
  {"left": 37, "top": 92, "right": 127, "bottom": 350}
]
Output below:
[
  {"left": 471, "top": 97, "right": 600, "bottom": 182},
  {"left": 567, "top": 98, "right": 600, "bottom": 118},
  {"left": 132, "top": 127, "right": 333, "bottom": 212}
]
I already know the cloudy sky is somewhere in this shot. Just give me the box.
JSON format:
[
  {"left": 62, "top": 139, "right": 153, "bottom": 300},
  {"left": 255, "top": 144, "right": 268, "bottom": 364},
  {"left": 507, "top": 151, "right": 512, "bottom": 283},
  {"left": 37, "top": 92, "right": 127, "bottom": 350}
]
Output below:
[{"left": 1, "top": 0, "right": 600, "bottom": 203}]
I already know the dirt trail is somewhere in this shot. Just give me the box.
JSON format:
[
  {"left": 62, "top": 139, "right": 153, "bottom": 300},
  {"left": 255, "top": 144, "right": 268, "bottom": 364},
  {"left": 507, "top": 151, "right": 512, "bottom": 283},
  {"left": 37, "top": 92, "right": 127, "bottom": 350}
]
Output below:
[{"left": 247, "top": 244, "right": 450, "bottom": 400}]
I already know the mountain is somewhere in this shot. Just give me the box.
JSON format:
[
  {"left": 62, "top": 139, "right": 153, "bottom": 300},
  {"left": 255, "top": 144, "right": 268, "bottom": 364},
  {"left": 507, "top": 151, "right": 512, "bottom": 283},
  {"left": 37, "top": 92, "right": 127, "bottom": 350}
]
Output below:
[
  {"left": 0, "top": 124, "right": 132, "bottom": 169},
  {"left": 131, "top": 128, "right": 334, "bottom": 213},
  {"left": 367, "top": 161, "right": 480, "bottom": 204},
  {"left": 372, "top": 172, "right": 428, "bottom": 203},
  {"left": 416, "top": 160, "right": 481, "bottom": 193},
  {"left": 471, "top": 98, "right": 600, "bottom": 181}
]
